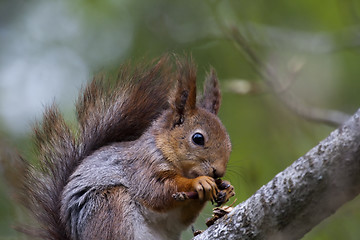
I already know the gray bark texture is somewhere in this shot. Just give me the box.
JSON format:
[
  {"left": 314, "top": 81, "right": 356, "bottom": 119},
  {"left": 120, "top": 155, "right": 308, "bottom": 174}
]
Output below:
[{"left": 194, "top": 109, "right": 360, "bottom": 240}]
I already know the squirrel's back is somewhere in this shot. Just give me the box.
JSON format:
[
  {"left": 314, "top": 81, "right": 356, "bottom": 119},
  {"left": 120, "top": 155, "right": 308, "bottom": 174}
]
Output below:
[{"left": 18, "top": 56, "right": 174, "bottom": 240}]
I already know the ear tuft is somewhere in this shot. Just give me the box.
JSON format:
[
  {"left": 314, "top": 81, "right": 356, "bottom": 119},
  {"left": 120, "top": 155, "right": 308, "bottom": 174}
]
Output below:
[
  {"left": 199, "top": 68, "right": 221, "bottom": 115},
  {"left": 174, "top": 89, "right": 189, "bottom": 125},
  {"left": 169, "top": 56, "right": 197, "bottom": 127}
]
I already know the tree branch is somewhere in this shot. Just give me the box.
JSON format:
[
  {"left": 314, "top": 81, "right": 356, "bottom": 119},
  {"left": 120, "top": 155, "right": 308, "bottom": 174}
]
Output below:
[{"left": 194, "top": 108, "right": 360, "bottom": 240}]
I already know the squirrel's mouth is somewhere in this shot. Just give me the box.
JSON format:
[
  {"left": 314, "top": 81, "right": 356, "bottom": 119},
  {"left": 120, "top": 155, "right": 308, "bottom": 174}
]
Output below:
[
  {"left": 183, "top": 161, "right": 216, "bottom": 179},
  {"left": 187, "top": 168, "right": 215, "bottom": 179}
]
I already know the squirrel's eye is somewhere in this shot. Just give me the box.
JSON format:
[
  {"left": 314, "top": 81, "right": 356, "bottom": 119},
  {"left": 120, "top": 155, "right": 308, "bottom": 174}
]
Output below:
[{"left": 192, "top": 133, "right": 205, "bottom": 146}]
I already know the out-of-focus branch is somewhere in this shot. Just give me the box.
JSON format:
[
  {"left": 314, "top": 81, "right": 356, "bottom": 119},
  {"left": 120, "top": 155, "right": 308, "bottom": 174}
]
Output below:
[
  {"left": 218, "top": 21, "right": 350, "bottom": 127},
  {"left": 207, "top": 1, "right": 352, "bottom": 126},
  {"left": 231, "top": 25, "right": 351, "bottom": 127}
]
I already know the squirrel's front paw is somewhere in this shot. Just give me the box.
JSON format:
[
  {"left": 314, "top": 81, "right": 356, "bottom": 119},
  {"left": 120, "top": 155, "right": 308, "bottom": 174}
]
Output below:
[
  {"left": 172, "top": 192, "right": 189, "bottom": 201},
  {"left": 214, "top": 179, "right": 235, "bottom": 206},
  {"left": 192, "top": 176, "right": 218, "bottom": 202}
]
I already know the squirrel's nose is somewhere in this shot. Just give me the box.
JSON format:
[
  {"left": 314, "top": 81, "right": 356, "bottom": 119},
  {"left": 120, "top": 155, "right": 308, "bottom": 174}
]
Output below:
[{"left": 212, "top": 167, "right": 225, "bottom": 179}]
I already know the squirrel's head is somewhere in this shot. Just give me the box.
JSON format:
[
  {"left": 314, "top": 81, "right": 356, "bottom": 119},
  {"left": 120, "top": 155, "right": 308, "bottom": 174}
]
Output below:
[{"left": 154, "top": 59, "right": 231, "bottom": 179}]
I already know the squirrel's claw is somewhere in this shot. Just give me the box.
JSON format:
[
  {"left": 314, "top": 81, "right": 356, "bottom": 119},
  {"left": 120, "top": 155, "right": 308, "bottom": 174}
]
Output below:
[
  {"left": 172, "top": 192, "right": 190, "bottom": 201},
  {"left": 214, "top": 179, "right": 235, "bottom": 207}
]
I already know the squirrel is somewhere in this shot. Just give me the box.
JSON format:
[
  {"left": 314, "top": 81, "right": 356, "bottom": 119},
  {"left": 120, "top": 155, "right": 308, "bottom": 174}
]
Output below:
[{"left": 12, "top": 56, "right": 234, "bottom": 240}]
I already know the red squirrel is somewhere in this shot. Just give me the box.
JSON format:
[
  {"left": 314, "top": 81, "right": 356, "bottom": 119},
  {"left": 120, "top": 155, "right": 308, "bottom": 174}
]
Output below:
[{"left": 14, "top": 56, "right": 234, "bottom": 240}]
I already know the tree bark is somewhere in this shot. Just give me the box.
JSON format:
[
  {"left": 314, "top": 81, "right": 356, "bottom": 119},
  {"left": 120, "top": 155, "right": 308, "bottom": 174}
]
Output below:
[{"left": 194, "top": 109, "right": 360, "bottom": 240}]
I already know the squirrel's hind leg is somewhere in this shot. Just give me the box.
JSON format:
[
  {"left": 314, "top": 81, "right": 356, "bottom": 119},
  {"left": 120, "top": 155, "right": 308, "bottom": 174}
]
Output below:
[{"left": 76, "top": 186, "right": 135, "bottom": 240}]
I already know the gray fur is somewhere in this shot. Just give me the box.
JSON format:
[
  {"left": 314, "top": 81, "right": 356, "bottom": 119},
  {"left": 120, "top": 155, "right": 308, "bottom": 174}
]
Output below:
[{"left": 61, "top": 127, "right": 176, "bottom": 240}]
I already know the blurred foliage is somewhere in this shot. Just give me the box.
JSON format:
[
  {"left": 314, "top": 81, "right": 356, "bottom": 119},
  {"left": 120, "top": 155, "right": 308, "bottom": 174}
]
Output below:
[{"left": 1, "top": 0, "right": 360, "bottom": 239}]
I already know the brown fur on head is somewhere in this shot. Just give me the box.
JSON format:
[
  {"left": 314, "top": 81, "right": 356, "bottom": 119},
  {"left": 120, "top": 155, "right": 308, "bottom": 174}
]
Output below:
[{"left": 155, "top": 58, "right": 231, "bottom": 179}]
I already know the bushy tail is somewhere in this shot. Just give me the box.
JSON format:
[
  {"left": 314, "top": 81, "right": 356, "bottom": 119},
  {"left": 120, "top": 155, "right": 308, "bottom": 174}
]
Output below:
[{"left": 10, "top": 56, "right": 174, "bottom": 240}]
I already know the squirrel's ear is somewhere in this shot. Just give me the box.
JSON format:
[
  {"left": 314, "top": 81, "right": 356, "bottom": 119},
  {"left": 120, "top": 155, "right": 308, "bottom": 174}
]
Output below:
[
  {"left": 199, "top": 68, "right": 221, "bottom": 115},
  {"left": 170, "top": 58, "right": 197, "bottom": 126}
]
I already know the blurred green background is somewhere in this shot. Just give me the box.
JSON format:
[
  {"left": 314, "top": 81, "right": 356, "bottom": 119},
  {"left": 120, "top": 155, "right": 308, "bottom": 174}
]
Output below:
[{"left": 1, "top": 0, "right": 360, "bottom": 239}]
